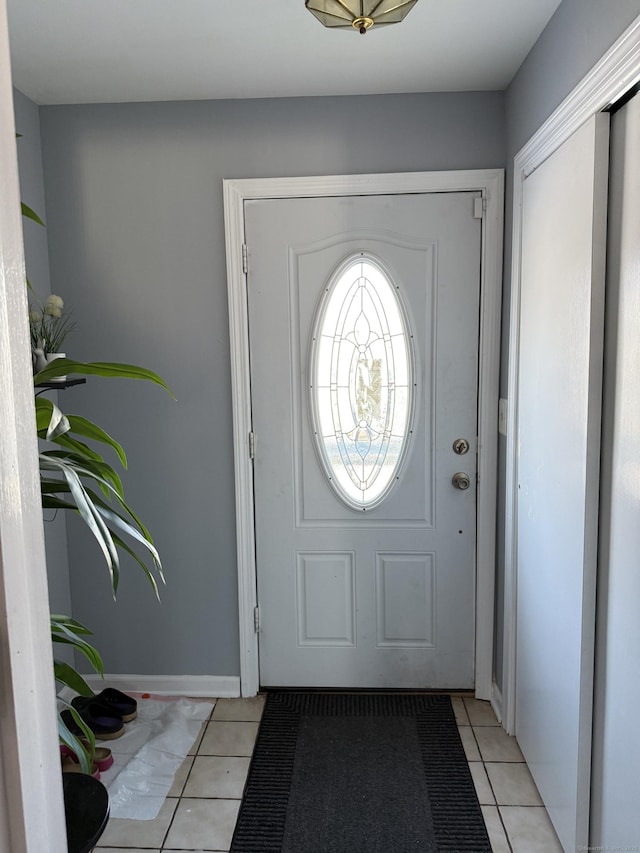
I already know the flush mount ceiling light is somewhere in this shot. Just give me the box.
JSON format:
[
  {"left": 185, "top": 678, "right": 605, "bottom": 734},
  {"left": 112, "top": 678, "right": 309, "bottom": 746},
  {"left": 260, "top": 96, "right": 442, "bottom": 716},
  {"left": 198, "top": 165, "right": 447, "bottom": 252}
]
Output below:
[{"left": 305, "top": 0, "right": 419, "bottom": 35}]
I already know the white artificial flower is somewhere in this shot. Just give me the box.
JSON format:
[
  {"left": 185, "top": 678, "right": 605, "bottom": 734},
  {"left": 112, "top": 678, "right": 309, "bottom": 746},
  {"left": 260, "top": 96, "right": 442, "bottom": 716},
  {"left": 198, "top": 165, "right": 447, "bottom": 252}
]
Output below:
[
  {"left": 29, "top": 310, "right": 42, "bottom": 323},
  {"left": 44, "top": 294, "right": 64, "bottom": 317},
  {"left": 45, "top": 294, "right": 64, "bottom": 309},
  {"left": 44, "top": 296, "right": 62, "bottom": 318}
]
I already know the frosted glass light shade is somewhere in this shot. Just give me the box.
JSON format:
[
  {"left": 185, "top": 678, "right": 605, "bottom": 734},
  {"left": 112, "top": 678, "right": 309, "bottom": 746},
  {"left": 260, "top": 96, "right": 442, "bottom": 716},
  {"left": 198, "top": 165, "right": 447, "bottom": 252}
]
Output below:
[{"left": 305, "top": 0, "right": 418, "bottom": 34}]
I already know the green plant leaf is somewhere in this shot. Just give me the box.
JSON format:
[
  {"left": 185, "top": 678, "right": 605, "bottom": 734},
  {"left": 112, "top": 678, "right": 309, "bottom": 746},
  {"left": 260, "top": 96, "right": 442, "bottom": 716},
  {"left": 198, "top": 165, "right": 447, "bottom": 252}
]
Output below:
[
  {"left": 41, "top": 470, "right": 159, "bottom": 556},
  {"left": 50, "top": 614, "right": 94, "bottom": 634},
  {"left": 44, "top": 450, "right": 124, "bottom": 499},
  {"left": 40, "top": 454, "right": 161, "bottom": 571},
  {"left": 51, "top": 434, "right": 105, "bottom": 465},
  {"left": 54, "top": 660, "right": 94, "bottom": 696},
  {"left": 51, "top": 618, "right": 104, "bottom": 675},
  {"left": 89, "top": 479, "right": 156, "bottom": 545},
  {"left": 82, "top": 488, "right": 164, "bottom": 588},
  {"left": 58, "top": 715, "right": 93, "bottom": 774},
  {"left": 41, "top": 457, "right": 163, "bottom": 594},
  {"left": 111, "top": 532, "right": 162, "bottom": 600},
  {"left": 97, "top": 503, "right": 162, "bottom": 570},
  {"left": 40, "top": 454, "right": 120, "bottom": 593},
  {"left": 42, "top": 495, "right": 75, "bottom": 511},
  {"left": 58, "top": 704, "right": 96, "bottom": 774},
  {"left": 35, "top": 396, "right": 71, "bottom": 441},
  {"left": 21, "top": 201, "right": 45, "bottom": 227},
  {"left": 85, "top": 487, "right": 162, "bottom": 574},
  {"left": 65, "top": 414, "right": 128, "bottom": 468},
  {"left": 34, "top": 358, "right": 175, "bottom": 397}
]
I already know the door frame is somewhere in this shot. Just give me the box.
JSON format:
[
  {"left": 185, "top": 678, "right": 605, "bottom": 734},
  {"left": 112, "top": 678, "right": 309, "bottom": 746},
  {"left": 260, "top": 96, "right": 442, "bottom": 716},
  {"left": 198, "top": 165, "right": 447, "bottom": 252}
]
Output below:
[
  {"left": 223, "top": 169, "right": 504, "bottom": 699},
  {"left": 0, "top": 1, "right": 69, "bottom": 848},
  {"left": 502, "top": 13, "right": 640, "bottom": 735}
]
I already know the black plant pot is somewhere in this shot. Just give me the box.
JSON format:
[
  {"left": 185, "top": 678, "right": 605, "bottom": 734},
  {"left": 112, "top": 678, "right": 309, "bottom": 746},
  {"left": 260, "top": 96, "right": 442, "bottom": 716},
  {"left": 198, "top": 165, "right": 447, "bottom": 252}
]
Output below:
[{"left": 62, "top": 773, "right": 109, "bottom": 853}]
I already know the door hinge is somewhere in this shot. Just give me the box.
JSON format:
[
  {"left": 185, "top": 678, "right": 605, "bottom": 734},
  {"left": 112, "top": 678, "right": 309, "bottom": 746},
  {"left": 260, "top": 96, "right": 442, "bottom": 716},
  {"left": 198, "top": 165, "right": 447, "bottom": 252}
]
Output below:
[
  {"left": 254, "top": 605, "right": 260, "bottom": 633},
  {"left": 242, "top": 243, "right": 248, "bottom": 274},
  {"left": 473, "top": 196, "right": 486, "bottom": 219},
  {"left": 249, "top": 431, "right": 255, "bottom": 459}
]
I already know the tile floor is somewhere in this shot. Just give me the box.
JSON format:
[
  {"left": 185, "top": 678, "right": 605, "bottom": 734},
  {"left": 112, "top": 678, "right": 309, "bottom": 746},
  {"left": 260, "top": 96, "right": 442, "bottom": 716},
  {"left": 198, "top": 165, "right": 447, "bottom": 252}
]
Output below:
[
  {"left": 95, "top": 693, "right": 563, "bottom": 853},
  {"left": 453, "top": 696, "right": 563, "bottom": 852}
]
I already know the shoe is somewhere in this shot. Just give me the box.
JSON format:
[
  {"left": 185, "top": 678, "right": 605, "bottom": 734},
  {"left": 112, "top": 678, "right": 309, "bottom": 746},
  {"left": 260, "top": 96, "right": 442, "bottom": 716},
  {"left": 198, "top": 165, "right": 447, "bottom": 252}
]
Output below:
[
  {"left": 61, "top": 749, "right": 101, "bottom": 780},
  {"left": 61, "top": 742, "right": 114, "bottom": 773},
  {"left": 92, "top": 688, "right": 137, "bottom": 722},
  {"left": 65, "top": 700, "right": 125, "bottom": 741}
]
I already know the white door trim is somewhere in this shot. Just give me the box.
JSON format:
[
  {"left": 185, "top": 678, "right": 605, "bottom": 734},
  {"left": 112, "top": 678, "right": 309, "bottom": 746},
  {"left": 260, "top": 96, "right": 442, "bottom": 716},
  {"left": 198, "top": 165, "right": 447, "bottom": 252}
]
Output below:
[
  {"left": 502, "top": 13, "right": 640, "bottom": 733},
  {"left": 224, "top": 169, "right": 504, "bottom": 699},
  {"left": 0, "top": 1, "right": 68, "bottom": 848}
]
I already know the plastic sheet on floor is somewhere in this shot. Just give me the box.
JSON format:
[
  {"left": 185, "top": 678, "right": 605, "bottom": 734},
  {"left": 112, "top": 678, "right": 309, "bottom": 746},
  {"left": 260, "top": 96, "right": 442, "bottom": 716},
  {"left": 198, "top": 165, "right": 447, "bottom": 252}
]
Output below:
[{"left": 97, "top": 695, "right": 213, "bottom": 820}]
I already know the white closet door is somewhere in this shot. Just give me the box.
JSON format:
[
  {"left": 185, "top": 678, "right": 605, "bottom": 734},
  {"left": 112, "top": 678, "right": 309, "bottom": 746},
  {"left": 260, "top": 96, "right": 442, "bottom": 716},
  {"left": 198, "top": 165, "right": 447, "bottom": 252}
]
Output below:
[
  {"left": 591, "top": 93, "right": 640, "bottom": 847},
  {"left": 516, "top": 113, "right": 609, "bottom": 852}
]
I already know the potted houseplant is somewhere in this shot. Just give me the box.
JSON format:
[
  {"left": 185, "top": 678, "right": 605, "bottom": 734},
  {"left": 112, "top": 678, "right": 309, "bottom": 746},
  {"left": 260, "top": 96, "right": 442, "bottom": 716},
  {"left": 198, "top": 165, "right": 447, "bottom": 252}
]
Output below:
[
  {"left": 29, "top": 292, "right": 76, "bottom": 376},
  {"left": 36, "top": 356, "right": 173, "bottom": 771},
  {"left": 20, "top": 188, "right": 174, "bottom": 773}
]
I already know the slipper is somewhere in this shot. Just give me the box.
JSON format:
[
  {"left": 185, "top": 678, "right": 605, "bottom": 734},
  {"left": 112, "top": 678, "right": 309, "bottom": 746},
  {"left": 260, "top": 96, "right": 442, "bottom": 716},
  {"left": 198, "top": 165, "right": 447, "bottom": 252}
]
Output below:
[
  {"left": 61, "top": 752, "right": 101, "bottom": 780},
  {"left": 92, "top": 688, "right": 137, "bottom": 722},
  {"left": 65, "top": 700, "right": 125, "bottom": 741},
  {"left": 61, "top": 743, "right": 114, "bottom": 773}
]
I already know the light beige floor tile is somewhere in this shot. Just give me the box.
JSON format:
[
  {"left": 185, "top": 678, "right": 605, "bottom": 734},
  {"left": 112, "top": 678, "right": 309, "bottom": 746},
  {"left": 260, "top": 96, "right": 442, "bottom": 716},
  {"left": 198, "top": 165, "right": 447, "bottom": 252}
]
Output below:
[
  {"left": 167, "top": 753, "right": 195, "bottom": 797},
  {"left": 458, "top": 725, "right": 481, "bottom": 761},
  {"left": 164, "top": 798, "right": 240, "bottom": 851},
  {"left": 96, "top": 848, "right": 159, "bottom": 852},
  {"left": 463, "top": 697, "right": 500, "bottom": 726},
  {"left": 184, "top": 755, "right": 251, "bottom": 798},
  {"left": 96, "top": 797, "right": 177, "bottom": 848},
  {"left": 486, "top": 762, "right": 543, "bottom": 806},
  {"left": 188, "top": 720, "right": 209, "bottom": 755},
  {"left": 481, "top": 805, "right": 510, "bottom": 853},
  {"left": 474, "top": 726, "right": 524, "bottom": 762},
  {"left": 212, "top": 695, "right": 265, "bottom": 722},
  {"left": 500, "top": 805, "right": 563, "bottom": 852},
  {"left": 199, "top": 720, "right": 260, "bottom": 756},
  {"left": 452, "top": 696, "right": 470, "bottom": 726},
  {"left": 469, "top": 761, "right": 495, "bottom": 805}
]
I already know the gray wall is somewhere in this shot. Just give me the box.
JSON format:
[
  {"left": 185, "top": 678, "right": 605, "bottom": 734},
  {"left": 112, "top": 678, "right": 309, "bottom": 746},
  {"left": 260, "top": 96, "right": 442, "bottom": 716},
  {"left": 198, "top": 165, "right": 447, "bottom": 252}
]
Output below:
[
  {"left": 13, "top": 87, "right": 72, "bottom": 619},
  {"left": 493, "top": 0, "right": 640, "bottom": 689},
  {"left": 506, "top": 0, "right": 640, "bottom": 157},
  {"left": 38, "top": 92, "right": 505, "bottom": 677},
  {"left": 24, "top": 0, "right": 640, "bottom": 687}
]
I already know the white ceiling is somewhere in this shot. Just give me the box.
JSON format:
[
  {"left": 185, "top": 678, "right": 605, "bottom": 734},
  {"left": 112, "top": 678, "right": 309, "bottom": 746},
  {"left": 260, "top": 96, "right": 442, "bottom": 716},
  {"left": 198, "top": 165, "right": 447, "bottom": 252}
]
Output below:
[{"left": 7, "top": 0, "right": 562, "bottom": 106}]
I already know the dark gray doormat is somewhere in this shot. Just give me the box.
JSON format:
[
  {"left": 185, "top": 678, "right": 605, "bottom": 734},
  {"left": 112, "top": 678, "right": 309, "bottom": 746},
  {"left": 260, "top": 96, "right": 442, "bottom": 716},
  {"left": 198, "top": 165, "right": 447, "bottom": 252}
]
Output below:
[{"left": 230, "top": 692, "right": 491, "bottom": 853}]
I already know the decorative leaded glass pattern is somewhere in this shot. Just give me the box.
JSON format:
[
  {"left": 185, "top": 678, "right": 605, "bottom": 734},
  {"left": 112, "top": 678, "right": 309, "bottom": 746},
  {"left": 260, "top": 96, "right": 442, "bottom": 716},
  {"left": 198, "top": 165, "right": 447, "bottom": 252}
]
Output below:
[{"left": 310, "top": 256, "right": 414, "bottom": 509}]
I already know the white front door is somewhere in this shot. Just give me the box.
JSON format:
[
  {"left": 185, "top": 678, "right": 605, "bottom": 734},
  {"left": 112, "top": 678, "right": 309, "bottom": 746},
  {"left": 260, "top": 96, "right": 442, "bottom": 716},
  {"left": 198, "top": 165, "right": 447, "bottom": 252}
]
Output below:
[{"left": 245, "top": 192, "right": 481, "bottom": 688}]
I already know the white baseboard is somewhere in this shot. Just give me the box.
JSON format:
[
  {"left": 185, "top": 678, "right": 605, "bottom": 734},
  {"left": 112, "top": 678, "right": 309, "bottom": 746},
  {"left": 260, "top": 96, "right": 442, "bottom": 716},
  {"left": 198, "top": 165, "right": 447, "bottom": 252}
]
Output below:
[
  {"left": 491, "top": 680, "right": 504, "bottom": 726},
  {"left": 67, "top": 674, "right": 241, "bottom": 699}
]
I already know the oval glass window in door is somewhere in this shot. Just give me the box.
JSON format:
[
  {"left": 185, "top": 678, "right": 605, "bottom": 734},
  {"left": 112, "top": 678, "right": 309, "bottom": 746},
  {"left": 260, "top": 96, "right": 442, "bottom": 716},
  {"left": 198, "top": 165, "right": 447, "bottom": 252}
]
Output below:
[{"left": 310, "top": 255, "right": 415, "bottom": 510}]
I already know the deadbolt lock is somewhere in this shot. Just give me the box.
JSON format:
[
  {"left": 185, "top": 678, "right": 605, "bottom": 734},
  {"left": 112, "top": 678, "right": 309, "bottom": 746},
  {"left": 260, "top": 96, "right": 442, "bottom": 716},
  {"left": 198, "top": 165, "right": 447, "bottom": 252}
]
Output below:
[
  {"left": 453, "top": 438, "right": 470, "bottom": 455},
  {"left": 452, "top": 472, "right": 471, "bottom": 490}
]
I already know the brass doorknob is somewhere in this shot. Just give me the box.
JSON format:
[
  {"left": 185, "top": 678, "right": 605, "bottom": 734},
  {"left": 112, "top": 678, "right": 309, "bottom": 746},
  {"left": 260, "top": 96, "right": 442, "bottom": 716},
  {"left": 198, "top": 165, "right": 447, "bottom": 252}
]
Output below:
[{"left": 452, "top": 472, "right": 471, "bottom": 490}]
